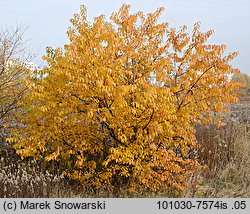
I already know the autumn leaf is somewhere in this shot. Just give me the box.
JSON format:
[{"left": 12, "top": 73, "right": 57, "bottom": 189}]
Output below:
[{"left": 13, "top": 4, "right": 242, "bottom": 193}]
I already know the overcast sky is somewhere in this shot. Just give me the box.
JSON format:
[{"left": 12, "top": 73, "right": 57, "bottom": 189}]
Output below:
[{"left": 0, "top": 0, "right": 249, "bottom": 74}]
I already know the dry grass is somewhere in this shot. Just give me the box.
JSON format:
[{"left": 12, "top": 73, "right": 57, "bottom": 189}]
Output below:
[
  {"left": 0, "top": 144, "right": 68, "bottom": 197},
  {"left": 183, "top": 121, "right": 250, "bottom": 198}
]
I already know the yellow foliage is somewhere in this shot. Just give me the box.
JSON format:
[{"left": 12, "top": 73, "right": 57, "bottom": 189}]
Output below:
[{"left": 13, "top": 4, "right": 242, "bottom": 193}]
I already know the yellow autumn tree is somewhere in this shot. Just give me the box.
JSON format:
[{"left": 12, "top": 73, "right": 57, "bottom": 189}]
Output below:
[{"left": 13, "top": 5, "right": 242, "bottom": 193}]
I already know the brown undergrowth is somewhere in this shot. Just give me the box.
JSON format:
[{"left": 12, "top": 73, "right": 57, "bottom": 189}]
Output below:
[{"left": 183, "top": 121, "right": 249, "bottom": 197}]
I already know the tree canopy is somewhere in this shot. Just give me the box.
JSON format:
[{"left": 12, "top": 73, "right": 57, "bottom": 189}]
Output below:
[
  {"left": 232, "top": 72, "right": 250, "bottom": 96},
  {"left": 0, "top": 28, "right": 27, "bottom": 143},
  {"left": 12, "top": 4, "right": 242, "bottom": 193}
]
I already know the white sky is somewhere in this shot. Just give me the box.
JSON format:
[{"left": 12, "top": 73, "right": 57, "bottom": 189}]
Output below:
[{"left": 0, "top": 0, "right": 249, "bottom": 75}]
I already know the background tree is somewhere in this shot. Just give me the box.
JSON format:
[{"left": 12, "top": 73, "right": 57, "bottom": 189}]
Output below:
[
  {"left": 232, "top": 72, "right": 250, "bottom": 96},
  {"left": 0, "top": 28, "right": 28, "bottom": 145},
  {"left": 13, "top": 5, "right": 242, "bottom": 193}
]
